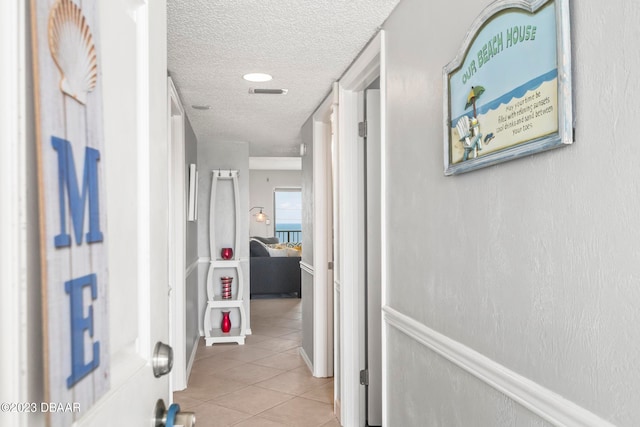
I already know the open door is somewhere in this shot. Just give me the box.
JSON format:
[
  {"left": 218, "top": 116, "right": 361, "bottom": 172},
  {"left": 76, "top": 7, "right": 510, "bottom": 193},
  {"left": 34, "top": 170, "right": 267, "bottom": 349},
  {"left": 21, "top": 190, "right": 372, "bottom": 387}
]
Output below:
[{"left": 27, "top": 1, "right": 192, "bottom": 425}]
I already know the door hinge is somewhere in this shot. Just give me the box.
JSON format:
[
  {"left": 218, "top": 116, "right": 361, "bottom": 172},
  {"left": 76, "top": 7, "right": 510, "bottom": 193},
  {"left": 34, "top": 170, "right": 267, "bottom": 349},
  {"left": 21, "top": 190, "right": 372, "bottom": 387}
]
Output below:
[
  {"left": 328, "top": 261, "right": 334, "bottom": 270},
  {"left": 360, "top": 369, "right": 369, "bottom": 386},
  {"left": 358, "top": 120, "right": 367, "bottom": 138}
]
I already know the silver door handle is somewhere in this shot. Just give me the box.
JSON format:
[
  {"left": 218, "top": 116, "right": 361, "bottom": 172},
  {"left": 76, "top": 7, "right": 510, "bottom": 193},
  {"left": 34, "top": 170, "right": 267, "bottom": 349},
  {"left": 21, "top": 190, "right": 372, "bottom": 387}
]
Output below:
[
  {"left": 152, "top": 342, "right": 173, "bottom": 378},
  {"left": 154, "top": 399, "right": 196, "bottom": 427}
]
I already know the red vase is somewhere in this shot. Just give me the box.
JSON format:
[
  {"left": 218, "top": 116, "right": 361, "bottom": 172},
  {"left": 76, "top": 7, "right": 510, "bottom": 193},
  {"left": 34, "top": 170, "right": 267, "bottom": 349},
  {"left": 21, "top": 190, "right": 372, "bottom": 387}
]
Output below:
[
  {"left": 221, "top": 311, "right": 231, "bottom": 333},
  {"left": 221, "top": 247, "right": 233, "bottom": 260}
]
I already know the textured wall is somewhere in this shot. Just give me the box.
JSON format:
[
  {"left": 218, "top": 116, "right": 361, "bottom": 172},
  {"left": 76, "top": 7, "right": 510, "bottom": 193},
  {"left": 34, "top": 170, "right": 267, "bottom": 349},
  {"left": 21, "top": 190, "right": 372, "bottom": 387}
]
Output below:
[
  {"left": 383, "top": 0, "right": 640, "bottom": 425},
  {"left": 248, "top": 169, "right": 302, "bottom": 238},
  {"left": 184, "top": 115, "right": 200, "bottom": 366},
  {"left": 185, "top": 115, "right": 199, "bottom": 265}
]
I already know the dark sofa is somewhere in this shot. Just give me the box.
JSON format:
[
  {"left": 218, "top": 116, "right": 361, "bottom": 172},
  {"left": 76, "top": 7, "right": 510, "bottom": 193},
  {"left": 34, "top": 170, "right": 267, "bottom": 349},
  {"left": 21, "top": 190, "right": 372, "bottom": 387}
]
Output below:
[{"left": 249, "top": 237, "right": 301, "bottom": 298}]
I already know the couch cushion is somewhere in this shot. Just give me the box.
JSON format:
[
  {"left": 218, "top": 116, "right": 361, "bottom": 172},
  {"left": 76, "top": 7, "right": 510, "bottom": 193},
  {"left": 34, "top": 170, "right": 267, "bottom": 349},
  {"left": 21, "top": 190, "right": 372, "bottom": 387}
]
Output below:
[
  {"left": 250, "top": 236, "right": 279, "bottom": 245},
  {"left": 250, "top": 239, "right": 270, "bottom": 257}
]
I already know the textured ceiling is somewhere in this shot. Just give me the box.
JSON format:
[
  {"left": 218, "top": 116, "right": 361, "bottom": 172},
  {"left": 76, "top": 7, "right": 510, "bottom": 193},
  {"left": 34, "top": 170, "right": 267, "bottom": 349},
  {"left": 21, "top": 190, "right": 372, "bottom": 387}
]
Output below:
[{"left": 167, "top": 0, "right": 399, "bottom": 156}]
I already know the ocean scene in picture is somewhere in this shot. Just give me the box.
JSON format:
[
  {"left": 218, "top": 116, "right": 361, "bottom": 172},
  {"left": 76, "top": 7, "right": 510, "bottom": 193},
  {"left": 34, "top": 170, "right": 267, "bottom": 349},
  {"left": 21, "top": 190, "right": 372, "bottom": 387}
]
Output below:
[
  {"left": 274, "top": 189, "right": 302, "bottom": 242},
  {"left": 448, "top": 1, "right": 558, "bottom": 164},
  {"left": 276, "top": 223, "right": 302, "bottom": 232}
]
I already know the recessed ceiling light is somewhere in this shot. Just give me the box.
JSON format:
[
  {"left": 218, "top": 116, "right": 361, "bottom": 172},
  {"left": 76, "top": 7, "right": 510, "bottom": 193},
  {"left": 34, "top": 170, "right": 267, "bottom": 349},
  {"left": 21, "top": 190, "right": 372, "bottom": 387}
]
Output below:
[
  {"left": 243, "top": 73, "right": 273, "bottom": 82},
  {"left": 192, "top": 105, "right": 211, "bottom": 110}
]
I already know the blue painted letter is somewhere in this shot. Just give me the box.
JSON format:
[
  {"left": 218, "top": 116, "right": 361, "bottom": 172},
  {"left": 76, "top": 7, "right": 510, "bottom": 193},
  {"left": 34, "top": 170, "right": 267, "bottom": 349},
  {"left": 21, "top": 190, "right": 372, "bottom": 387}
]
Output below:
[
  {"left": 52, "top": 136, "right": 103, "bottom": 247},
  {"left": 65, "top": 273, "right": 100, "bottom": 388}
]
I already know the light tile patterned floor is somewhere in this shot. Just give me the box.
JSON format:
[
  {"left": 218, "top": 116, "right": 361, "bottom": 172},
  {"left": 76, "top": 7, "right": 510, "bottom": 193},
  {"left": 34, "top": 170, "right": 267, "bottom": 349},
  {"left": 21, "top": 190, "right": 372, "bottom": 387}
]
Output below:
[{"left": 174, "top": 298, "right": 340, "bottom": 427}]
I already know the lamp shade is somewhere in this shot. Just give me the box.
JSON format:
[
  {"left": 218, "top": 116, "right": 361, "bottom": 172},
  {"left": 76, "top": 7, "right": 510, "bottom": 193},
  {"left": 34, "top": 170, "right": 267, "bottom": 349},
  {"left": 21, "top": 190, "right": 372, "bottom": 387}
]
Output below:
[{"left": 249, "top": 206, "right": 268, "bottom": 222}]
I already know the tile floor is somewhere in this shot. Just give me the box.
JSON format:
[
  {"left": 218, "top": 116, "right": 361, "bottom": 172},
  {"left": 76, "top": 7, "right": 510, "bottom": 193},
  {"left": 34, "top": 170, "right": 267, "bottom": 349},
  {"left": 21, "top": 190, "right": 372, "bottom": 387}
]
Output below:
[{"left": 174, "top": 298, "right": 340, "bottom": 427}]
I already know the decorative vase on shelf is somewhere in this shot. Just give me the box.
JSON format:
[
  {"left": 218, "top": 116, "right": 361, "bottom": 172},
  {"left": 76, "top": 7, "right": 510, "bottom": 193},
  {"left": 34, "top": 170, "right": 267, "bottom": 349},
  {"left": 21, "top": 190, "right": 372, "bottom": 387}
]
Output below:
[
  {"left": 221, "top": 247, "right": 233, "bottom": 260},
  {"left": 220, "top": 276, "right": 233, "bottom": 299},
  {"left": 221, "top": 311, "right": 231, "bottom": 333}
]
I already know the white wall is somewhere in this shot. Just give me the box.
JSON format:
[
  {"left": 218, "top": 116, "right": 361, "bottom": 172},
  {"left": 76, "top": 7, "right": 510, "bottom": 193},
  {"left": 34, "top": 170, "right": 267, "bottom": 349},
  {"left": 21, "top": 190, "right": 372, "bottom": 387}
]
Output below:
[
  {"left": 249, "top": 169, "right": 302, "bottom": 238},
  {"left": 383, "top": 0, "right": 640, "bottom": 426}
]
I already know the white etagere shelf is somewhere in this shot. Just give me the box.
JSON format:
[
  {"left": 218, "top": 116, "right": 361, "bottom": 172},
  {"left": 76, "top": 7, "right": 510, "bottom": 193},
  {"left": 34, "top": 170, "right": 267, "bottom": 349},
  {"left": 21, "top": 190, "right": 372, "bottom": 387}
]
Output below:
[{"left": 203, "top": 170, "right": 247, "bottom": 346}]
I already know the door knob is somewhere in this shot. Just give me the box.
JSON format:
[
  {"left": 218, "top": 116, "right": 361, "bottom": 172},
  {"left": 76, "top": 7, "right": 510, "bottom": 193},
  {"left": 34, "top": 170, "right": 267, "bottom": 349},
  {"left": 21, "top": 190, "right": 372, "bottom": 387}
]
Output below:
[
  {"left": 154, "top": 399, "right": 196, "bottom": 427},
  {"left": 152, "top": 341, "right": 173, "bottom": 378}
]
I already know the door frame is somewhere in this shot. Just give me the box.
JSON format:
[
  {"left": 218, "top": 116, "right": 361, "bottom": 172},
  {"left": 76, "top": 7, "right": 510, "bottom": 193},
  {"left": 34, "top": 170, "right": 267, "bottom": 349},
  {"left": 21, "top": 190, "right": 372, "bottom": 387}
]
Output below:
[
  {"left": 168, "top": 77, "right": 187, "bottom": 391},
  {"left": 311, "top": 84, "right": 338, "bottom": 378},
  {"left": 0, "top": 0, "right": 30, "bottom": 423},
  {"left": 336, "top": 30, "right": 385, "bottom": 426}
]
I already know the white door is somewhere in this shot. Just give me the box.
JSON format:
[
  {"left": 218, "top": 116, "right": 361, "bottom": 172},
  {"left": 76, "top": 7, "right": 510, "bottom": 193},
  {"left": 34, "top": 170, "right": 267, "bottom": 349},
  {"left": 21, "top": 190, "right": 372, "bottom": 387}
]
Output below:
[
  {"left": 365, "top": 88, "right": 382, "bottom": 426},
  {"left": 76, "top": 1, "right": 176, "bottom": 425},
  {"left": 55, "top": 1, "right": 176, "bottom": 425}
]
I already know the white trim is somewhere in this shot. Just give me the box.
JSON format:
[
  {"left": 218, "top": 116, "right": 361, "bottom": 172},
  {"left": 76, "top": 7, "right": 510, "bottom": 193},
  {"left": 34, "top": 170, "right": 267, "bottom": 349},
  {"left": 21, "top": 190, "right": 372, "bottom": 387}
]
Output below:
[
  {"left": 311, "top": 86, "right": 337, "bottom": 379},
  {"left": 0, "top": 0, "right": 27, "bottom": 421},
  {"left": 299, "top": 346, "right": 314, "bottom": 374},
  {"left": 185, "top": 334, "right": 198, "bottom": 384},
  {"left": 379, "top": 30, "right": 389, "bottom": 427},
  {"left": 336, "top": 30, "right": 383, "bottom": 427},
  {"left": 382, "top": 306, "right": 615, "bottom": 427},
  {"left": 168, "top": 76, "right": 187, "bottom": 391},
  {"left": 249, "top": 157, "right": 302, "bottom": 170},
  {"left": 186, "top": 258, "right": 199, "bottom": 277},
  {"left": 300, "top": 262, "right": 315, "bottom": 275}
]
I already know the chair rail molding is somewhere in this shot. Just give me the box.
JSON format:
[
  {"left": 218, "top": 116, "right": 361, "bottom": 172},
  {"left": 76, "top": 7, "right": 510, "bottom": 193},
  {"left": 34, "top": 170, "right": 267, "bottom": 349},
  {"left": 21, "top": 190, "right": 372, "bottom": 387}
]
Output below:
[
  {"left": 300, "top": 261, "right": 314, "bottom": 275},
  {"left": 382, "top": 306, "right": 614, "bottom": 427}
]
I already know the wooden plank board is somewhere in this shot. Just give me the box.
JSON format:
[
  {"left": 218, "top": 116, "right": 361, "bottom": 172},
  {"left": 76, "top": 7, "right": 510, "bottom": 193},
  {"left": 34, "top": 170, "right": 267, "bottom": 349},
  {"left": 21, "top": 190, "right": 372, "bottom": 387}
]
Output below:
[{"left": 30, "top": 0, "right": 109, "bottom": 425}]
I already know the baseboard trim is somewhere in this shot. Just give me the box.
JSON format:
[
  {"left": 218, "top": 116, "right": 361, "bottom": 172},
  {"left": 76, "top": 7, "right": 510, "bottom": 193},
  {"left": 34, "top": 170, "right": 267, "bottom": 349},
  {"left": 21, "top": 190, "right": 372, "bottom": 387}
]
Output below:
[
  {"left": 382, "top": 306, "right": 614, "bottom": 427},
  {"left": 185, "top": 336, "right": 199, "bottom": 387},
  {"left": 299, "top": 346, "right": 313, "bottom": 374}
]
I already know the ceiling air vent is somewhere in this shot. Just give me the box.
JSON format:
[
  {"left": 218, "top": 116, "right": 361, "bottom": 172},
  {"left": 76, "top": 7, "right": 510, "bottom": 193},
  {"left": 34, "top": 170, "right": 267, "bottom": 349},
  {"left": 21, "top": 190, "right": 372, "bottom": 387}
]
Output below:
[{"left": 249, "top": 88, "right": 288, "bottom": 95}]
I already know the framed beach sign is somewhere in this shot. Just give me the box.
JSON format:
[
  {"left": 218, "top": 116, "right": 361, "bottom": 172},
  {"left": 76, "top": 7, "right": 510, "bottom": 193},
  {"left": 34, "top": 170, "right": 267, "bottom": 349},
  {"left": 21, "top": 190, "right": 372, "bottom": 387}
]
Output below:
[{"left": 443, "top": 0, "right": 572, "bottom": 175}]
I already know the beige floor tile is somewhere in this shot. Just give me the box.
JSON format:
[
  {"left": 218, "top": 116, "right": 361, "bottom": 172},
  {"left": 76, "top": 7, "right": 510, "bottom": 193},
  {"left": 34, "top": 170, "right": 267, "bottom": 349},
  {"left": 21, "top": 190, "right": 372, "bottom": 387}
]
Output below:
[
  {"left": 178, "top": 375, "right": 249, "bottom": 402},
  {"left": 278, "top": 331, "right": 302, "bottom": 343},
  {"left": 190, "top": 355, "right": 246, "bottom": 376},
  {"left": 259, "top": 397, "right": 335, "bottom": 427},
  {"left": 252, "top": 337, "right": 300, "bottom": 353},
  {"left": 289, "top": 366, "right": 314, "bottom": 376},
  {"left": 214, "top": 362, "right": 285, "bottom": 385},
  {"left": 252, "top": 353, "right": 306, "bottom": 371},
  {"left": 318, "top": 417, "right": 341, "bottom": 427},
  {"left": 231, "top": 415, "right": 290, "bottom": 426},
  {"left": 244, "top": 332, "right": 270, "bottom": 343},
  {"left": 218, "top": 345, "right": 279, "bottom": 363},
  {"left": 180, "top": 299, "right": 337, "bottom": 427},
  {"left": 283, "top": 347, "right": 303, "bottom": 356},
  {"left": 300, "top": 381, "right": 334, "bottom": 404},
  {"left": 172, "top": 394, "right": 206, "bottom": 411},
  {"left": 212, "top": 385, "right": 295, "bottom": 415},
  {"left": 195, "top": 340, "right": 237, "bottom": 360},
  {"left": 251, "top": 325, "right": 300, "bottom": 338},
  {"left": 188, "top": 401, "right": 252, "bottom": 427},
  {"left": 267, "top": 318, "right": 302, "bottom": 329},
  {"left": 255, "top": 371, "right": 331, "bottom": 396}
]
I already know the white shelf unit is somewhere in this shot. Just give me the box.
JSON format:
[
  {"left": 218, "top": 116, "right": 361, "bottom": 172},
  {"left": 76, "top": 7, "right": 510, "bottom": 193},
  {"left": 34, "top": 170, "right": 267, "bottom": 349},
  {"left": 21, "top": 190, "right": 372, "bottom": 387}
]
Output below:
[{"left": 203, "top": 170, "right": 246, "bottom": 346}]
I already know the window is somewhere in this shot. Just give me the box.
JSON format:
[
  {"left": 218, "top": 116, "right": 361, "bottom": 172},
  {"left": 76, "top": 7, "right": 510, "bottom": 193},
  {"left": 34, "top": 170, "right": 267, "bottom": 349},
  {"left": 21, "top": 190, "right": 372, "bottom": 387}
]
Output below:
[{"left": 274, "top": 189, "right": 302, "bottom": 243}]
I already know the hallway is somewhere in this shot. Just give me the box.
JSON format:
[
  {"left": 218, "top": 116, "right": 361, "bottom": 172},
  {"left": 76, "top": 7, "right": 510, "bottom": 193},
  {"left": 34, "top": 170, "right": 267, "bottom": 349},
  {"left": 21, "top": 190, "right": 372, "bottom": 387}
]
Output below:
[{"left": 174, "top": 298, "right": 338, "bottom": 426}]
